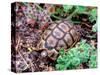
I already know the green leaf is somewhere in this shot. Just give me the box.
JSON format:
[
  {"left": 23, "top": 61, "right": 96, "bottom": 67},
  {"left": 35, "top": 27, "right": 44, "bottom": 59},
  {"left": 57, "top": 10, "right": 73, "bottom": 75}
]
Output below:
[
  {"left": 89, "top": 54, "right": 97, "bottom": 68},
  {"left": 63, "top": 5, "right": 73, "bottom": 12},
  {"left": 76, "top": 6, "right": 87, "bottom": 13},
  {"left": 56, "top": 8, "right": 62, "bottom": 14},
  {"left": 89, "top": 8, "right": 97, "bottom": 22},
  {"left": 59, "top": 48, "right": 65, "bottom": 56},
  {"left": 92, "top": 23, "right": 97, "bottom": 32},
  {"left": 65, "top": 61, "right": 71, "bottom": 68},
  {"left": 90, "top": 8, "right": 97, "bottom": 18},
  {"left": 56, "top": 64, "right": 66, "bottom": 70},
  {"left": 57, "top": 56, "right": 66, "bottom": 64},
  {"left": 71, "top": 57, "right": 80, "bottom": 67}
]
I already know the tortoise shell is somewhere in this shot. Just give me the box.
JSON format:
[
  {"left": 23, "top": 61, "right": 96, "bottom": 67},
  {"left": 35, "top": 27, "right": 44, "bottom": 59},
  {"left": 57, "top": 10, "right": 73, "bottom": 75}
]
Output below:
[{"left": 43, "top": 20, "right": 80, "bottom": 51}]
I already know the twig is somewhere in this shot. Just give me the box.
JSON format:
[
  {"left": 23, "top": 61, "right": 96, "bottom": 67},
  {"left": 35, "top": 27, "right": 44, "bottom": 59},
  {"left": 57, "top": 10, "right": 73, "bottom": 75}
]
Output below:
[
  {"left": 51, "top": 14, "right": 62, "bottom": 20},
  {"left": 16, "top": 35, "right": 21, "bottom": 51},
  {"left": 34, "top": 4, "right": 44, "bottom": 11},
  {"left": 17, "top": 50, "right": 29, "bottom": 70},
  {"left": 66, "top": 8, "right": 78, "bottom": 20}
]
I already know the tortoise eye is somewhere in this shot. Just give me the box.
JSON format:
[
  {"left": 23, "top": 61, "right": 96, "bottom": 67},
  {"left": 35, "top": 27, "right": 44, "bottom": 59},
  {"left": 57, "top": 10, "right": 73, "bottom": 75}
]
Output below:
[{"left": 41, "top": 50, "right": 48, "bottom": 57}]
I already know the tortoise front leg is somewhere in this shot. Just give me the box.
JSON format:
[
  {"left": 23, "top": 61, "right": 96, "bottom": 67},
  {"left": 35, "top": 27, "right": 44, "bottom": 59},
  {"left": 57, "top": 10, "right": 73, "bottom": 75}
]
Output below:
[{"left": 46, "top": 49, "right": 58, "bottom": 61}]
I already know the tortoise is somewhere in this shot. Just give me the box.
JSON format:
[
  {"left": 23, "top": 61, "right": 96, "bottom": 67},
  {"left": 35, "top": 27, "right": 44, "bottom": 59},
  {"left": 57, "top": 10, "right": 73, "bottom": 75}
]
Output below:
[
  {"left": 38, "top": 20, "right": 81, "bottom": 60},
  {"left": 20, "top": 20, "right": 81, "bottom": 71}
]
